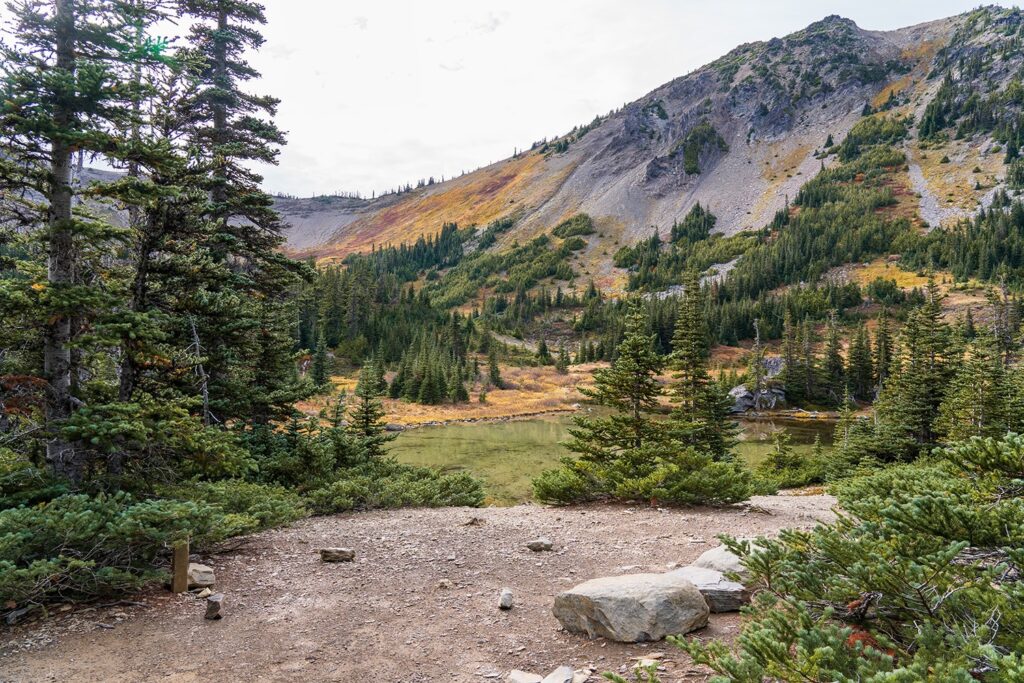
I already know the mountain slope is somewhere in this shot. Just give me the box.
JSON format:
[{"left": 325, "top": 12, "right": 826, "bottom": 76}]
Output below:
[{"left": 280, "top": 8, "right": 1021, "bottom": 287}]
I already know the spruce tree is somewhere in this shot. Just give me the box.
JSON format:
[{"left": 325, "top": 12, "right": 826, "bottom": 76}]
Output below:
[
  {"left": 555, "top": 344, "right": 570, "bottom": 374},
  {"left": 488, "top": 347, "right": 503, "bottom": 388},
  {"left": 311, "top": 329, "right": 331, "bottom": 388},
  {"left": 667, "top": 272, "right": 736, "bottom": 460},
  {"left": 347, "top": 361, "right": 396, "bottom": 459},
  {"left": 822, "top": 312, "right": 846, "bottom": 405},
  {"left": 847, "top": 323, "right": 874, "bottom": 401},
  {"left": 874, "top": 307, "right": 894, "bottom": 396},
  {"left": 936, "top": 334, "right": 1010, "bottom": 441},
  {"left": 566, "top": 302, "right": 664, "bottom": 462}
]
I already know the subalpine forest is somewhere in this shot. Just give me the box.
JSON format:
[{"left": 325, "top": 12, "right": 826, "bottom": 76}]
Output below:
[{"left": 2, "top": 2, "right": 1024, "bottom": 681}]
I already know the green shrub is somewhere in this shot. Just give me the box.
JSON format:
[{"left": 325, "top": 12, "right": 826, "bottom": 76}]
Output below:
[
  {"left": 159, "top": 479, "right": 307, "bottom": 543},
  {"left": 0, "top": 448, "right": 68, "bottom": 509},
  {"left": 552, "top": 213, "right": 595, "bottom": 238},
  {"left": 675, "top": 433, "right": 1024, "bottom": 681},
  {"left": 0, "top": 493, "right": 216, "bottom": 608},
  {"left": 532, "top": 463, "right": 595, "bottom": 504},
  {"left": 308, "top": 459, "right": 484, "bottom": 513}
]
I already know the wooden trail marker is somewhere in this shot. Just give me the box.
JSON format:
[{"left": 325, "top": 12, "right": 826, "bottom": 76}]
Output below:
[{"left": 171, "top": 540, "right": 189, "bottom": 593}]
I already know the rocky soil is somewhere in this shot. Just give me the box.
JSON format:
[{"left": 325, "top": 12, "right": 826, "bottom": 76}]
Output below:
[{"left": 0, "top": 495, "right": 835, "bottom": 683}]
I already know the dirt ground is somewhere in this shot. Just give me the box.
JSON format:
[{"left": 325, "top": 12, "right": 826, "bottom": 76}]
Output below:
[{"left": 0, "top": 495, "right": 835, "bottom": 683}]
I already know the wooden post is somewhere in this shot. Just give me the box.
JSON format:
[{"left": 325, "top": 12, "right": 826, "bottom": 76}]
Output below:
[{"left": 171, "top": 540, "right": 189, "bottom": 593}]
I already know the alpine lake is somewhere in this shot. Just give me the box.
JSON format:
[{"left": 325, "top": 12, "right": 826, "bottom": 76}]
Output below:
[{"left": 390, "top": 413, "right": 835, "bottom": 505}]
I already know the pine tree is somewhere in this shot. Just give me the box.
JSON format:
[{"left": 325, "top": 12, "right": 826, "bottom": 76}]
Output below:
[
  {"left": 779, "top": 310, "right": 802, "bottom": 403},
  {"left": 936, "top": 334, "right": 1010, "bottom": 441},
  {"left": 311, "top": 329, "right": 331, "bottom": 388},
  {"left": 347, "top": 361, "right": 396, "bottom": 459},
  {"left": 800, "top": 317, "right": 819, "bottom": 402},
  {"left": 874, "top": 307, "right": 894, "bottom": 396},
  {"left": 555, "top": 344, "right": 570, "bottom": 374},
  {"left": 847, "top": 323, "right": 874, "bottom": 402},
  {"left": 537, "top": 339, "right": 551, "bottom": 365},
  {"left": 747, "top": 319, "right": 768, "bottom": 409},
  {"left": 567, "top": 302, "right": 664, "bottom": 462},
  {"left": 488, "top": 347, "right": 503, "bottom": 388},
  {"left": 667, "top": 272, "right": 736, "bottom": 460},
  {"left": 822, "top": 312, "right": 846, "bottom": 405}
]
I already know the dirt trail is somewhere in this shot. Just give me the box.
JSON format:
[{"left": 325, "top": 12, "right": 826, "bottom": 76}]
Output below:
[{"left": 1, "top": 495, "right": 835, "bottom": 683}]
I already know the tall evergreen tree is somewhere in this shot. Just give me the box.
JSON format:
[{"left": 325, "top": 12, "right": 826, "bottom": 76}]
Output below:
[
  {"left": 874, "top": 307, "right": 894, "bottom": 396},
  {"left": 847, "top": 323, "right": 874, "bottom": 402},
  {"left": 936, "top": 334, "right": 1010, "bottom": 441},
  {"left": 822, "top": 312, "right": 846, "bottom": 405},
  {"left": 667, "top": 272, "right": 736, "bottom": 460},
  {"left": 310, "top": 329, "right": 330, "bottom": 388},
  {"left": 347, "top": 361, "right": 396, "bottom": 459}
]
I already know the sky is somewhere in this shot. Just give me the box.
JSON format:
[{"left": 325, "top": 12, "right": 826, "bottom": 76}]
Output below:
[{"left": 1, "top": 1, "right": 1001, "bottom": 196}]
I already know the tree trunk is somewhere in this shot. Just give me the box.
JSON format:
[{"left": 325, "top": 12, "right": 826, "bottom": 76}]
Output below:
[{"left": 44, "top": 0, "right": 80, "bottom": 482}]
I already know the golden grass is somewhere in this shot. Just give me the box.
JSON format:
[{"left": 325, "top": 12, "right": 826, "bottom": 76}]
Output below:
[
  {"left": 296, "top": 362, "right": 599, "bottom": 427},
  {"left": 313, "top": 151, "right": 579, "bottom": 262}
]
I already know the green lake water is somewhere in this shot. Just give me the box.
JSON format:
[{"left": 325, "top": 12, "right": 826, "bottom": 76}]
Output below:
[{"left": 391, "top": 414, "right": 834, "bottom": 505}]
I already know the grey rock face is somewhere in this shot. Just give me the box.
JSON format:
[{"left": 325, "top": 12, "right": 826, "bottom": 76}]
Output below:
[
  {"left": 668, "top": 566, "right": 750, "bottom": 612},
  {"left": 320, "top": 548, "right": 355, "bottom": 562},
  {"left": 553, "top": 573, "right": 709, "bottom": 642}
]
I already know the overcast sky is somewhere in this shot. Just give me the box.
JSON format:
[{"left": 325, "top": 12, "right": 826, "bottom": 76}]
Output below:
[{"left": 2, "top": 1, "right": 999, "bottom": 196}]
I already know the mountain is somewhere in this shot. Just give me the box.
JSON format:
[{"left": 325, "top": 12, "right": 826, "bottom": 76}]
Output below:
[{"left": 279, "top": 7, "right": 1024, "bottom": 287}]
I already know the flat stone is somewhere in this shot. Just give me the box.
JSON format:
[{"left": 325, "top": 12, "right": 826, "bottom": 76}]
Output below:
[
  {"left": 541, "top": 666, "right": 575, "bottom": 683},
  {"left": 668, "top": 566, "right": 749, "bottom": 612},
  {"left": 553, "top": 573, "right": 709, "bottom": 642},
  {"left": 320, "top": 548, "right": 355, "bottom": 563},
  {"left": 526, "top": 538, "right": 553, "bottom": 552},
  {"left": 499, "top": 588, "right": 514, "bottom": 610},
  {"left": 507, "top": 671, "right": 542, "bottom": 683},
  {"left": 187, "top": 563, "right": 215, "bottom": 589}
]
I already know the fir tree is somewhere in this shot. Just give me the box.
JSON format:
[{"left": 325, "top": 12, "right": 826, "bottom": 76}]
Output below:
[
  {"left": 555, "top": 344, "right": 570, "bottom": 374},
  {"left": 310, "top": 329, "right": 331, "bottom": 388},
  {"left": 488, "top": 347, "right": 503, "bottom": 388},
  {"left": 822, "top": 312, "right": 846, "bottom": 405},
  {"left": 347, "top": 361, "right": 396, "bottom": 459},
  {"left": 847, "top": 323, "right": 874, "bottom": 402},
  {"left": 667, "top": 272, "right": 736, "bottom": 460}
]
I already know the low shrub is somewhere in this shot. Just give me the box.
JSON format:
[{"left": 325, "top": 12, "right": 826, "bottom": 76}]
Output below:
[
  {"left": 159, "top": 479, "right": 307, "bottom": 543},
  {"left": 309, "top": 459, "right": 485, "bottom": 513},
  {"left": 0, "top": 493, "right": 216, "bottom": 608}
]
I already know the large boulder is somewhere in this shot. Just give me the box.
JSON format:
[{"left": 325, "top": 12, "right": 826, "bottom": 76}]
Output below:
[
  {"left": 553, "top": 573, "right": 709, "bottom": 642},
  {"left": 668, "top": 566, "right": 749, "bottom": 612}
]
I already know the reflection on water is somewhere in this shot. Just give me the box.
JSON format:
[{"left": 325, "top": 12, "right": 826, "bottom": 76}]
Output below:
[{"left": 390, "top": 414, "right": 835, "bottom": 505}]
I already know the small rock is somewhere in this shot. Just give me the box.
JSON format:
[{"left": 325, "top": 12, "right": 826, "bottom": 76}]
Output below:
[
  {"left": 507, "top": 671, "right": 542, "bottom": 683},
  {"left": 204, "top": 593, "right": 224, "bottom": 620},
  {"left": 499, "top": 588, "right": 514, "bottom": 610},
  {"left": 196, "top": 587, "right": 213, "bottom": 599},
  {"left": 187, "top": 563, "right": 216, "bottom": 589},
  {"left": 320, "top": 548, "right": 355, "bottom": 563},
  {"left": 526, "top": 538, "right": 553, "bottom": 552},
  {"left": 437, "top": 579, "right": 454, "bottom": 589},
  {"left": 571, "top": 670, "right": 592, "bottom": 683},
  {"left": 541, "top": 666, "right": 575, "bottom": 683}
]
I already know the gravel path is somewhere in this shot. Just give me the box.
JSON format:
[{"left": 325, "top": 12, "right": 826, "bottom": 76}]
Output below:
[{"left": 1, "top": 495, "right": 835, "bottom": 683}]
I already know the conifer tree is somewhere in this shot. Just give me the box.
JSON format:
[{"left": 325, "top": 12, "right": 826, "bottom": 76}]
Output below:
[
  {"left": 488, "top": 347, "right": 503, "bottom": 388},
  {"left": 822, "top": 312, "right": 846, "bottom": 405},
  {"left": 555, "top": 344, "right": 570, "bottom": 374},
  {"left": 566, "top": 302, "right": 664, "bottom": 462},
  {"left": 874, "top": 307, "right": 894, "bottom": 396},
  {"left": 347, "top": 361, "right": 396, "bottom": 459},
  {"left": 779, "top": 310, "right": 802, "bottom": 402},
  {"left": 936, "top": 334, "right": 1010, "bottom": 441},
  {"left": 847, "top": 323, "right": 874, "bottom": 401},
  {"left": 667, "top": 272, "right": 736, "bottom": 459},
  {"left": 310, "top": 329, "right": 331, "bottom": 388}
]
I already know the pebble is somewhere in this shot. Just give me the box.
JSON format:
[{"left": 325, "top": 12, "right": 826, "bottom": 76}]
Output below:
[{"left": 498, "top": 588, "right": 514, "bottom": 610}]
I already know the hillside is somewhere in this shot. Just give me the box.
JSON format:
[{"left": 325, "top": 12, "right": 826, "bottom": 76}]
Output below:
[{"left": 280, "top": 9, "right": 1003, "bottom": 277}]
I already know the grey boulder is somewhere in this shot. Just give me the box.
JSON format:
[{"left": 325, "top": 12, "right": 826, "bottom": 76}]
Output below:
[
  {"left": 668, "top": 566, "right": 749, "bottom": 612},
  {"left": 553, "top": 572, "right": 709, "bottom": 642},
  {"left": 187, "top": 563, "right": 216, "bottom": 589},
  {"left": 526, "top": 537, "right": 553, "bottom": 552},
  {"left": 507, "top": 672, "right": 542, "bottom": 683}
]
